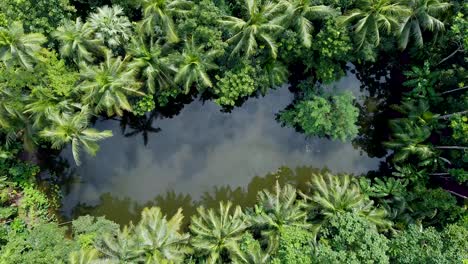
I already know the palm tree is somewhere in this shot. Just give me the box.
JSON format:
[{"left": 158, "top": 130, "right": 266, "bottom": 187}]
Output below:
[
  {"left": 39, "top": 106, "right": 113, "bottom": 165},
  {"left": 221, "top": 0, "right": 284, "bottom": 58},
  {"left": 235, "top": 233, "right": 271, "bottom": 264},
  {"left": 79, "top": 50, "right": 144, "bottom": 116},
  {"left": 134, "top": 207, "right": 191, "bottom": 262},
  {"left": 398, "top": 0, "right": 451, "bottom": 49},
  {"left": 300, "top": 173, "right": 391, "bottom": 232},
  {"left": 281, "top": 0, "right": 336, "bottom": 47},
  {"left": 53, "top": 18, "right": 103, "bottom": 64},
  {"left": 88, "top": 5, "right": 133, "bottom": 49},
  {"left": 139, "top": 0, "right": 193, "bottom": 43},
  {"left": 97, "top": 225, "right": 145, "bottom": 263},
  {"left": 69, "top": 248, "right": 99, "bottom": 264},
  {"left": 384, "top": 119, "right": 435, "bottom": 162},
  {"left": 0, "top": 21, "right": 46, "bottom": 70},
  {"left": 340, "top": 0, "right": 410, "bottom": 48},
  {"left": 127, "top": 36, "right": 176, "bottom": 93},
  {"left": 190, "top": 201, "right": 249, "bottom": 263},
  {"left": 24, "top": 87, "right": 75, "bottom": 129},
  {"left": 249, "top": 182, "right": 310, "bottom": 250},
  {"left": 175, "top": 40, "right": 219, "bottom": 93}
]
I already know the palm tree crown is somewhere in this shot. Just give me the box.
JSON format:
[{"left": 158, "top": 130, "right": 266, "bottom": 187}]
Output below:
[
  {"left": 221, "top": 0, "right": 284, "bottom": 58},
  {"left": 127, "top": 36, "right": 176, "bottom": 93},
  {"left": 134, "top": 207, "right": 191, "bottom": 262},
  {"left": 190, "top": 201, "right": 249, "bottom": 263},
  {"left": 39, "top": 106, "right": 113, "bottom": 165},
  {"left": 139, "top": 0, "right": 193, "bottom": 43},
  {"left": 300, "top": 173, "right": 391, "bottom": 231},
  {"left": 53, "top": 18, "right": 103, "bottom": 64},
  {"left": 249, "top": 182, "right": 310, "bottom": 249},
  {"left": 79, "top": 50, "right": 143, "bottom": 116},
  {"left": 282, "top": 0, "right": 336, "bottom": 47},
  {"left": 0, "top": 22, "right": 46, "bottom": 70},
  {"left": 88, "top": 5, "right": 133, "bottom": 49},
  {"left": 398, "top": 0, "right": 451, "bottom": 49},
  {"left": 175, "top": 40, "right": 219, "bottom": 93},
  {"left": 340, "top": 0, "right": 410, "bottom": 48}
]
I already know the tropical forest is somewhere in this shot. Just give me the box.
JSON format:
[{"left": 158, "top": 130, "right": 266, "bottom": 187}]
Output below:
[{"left": 0, "top": 0, "right": 467, "bottom": 263}]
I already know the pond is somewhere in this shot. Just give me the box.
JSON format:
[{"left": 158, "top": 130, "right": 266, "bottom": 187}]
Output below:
[{"left": 59, "top": 68, "right": 383, "bottom": 225}]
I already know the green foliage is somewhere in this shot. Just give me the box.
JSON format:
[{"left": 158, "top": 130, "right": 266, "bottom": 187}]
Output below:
[
  {"left": 214, "top": 63, "right": 258, "bottom": 106},
  {"left": 450, "top": 114, "right": 468, "bottom": 144},
  {"left": 133, "top": 95, "right": 156, "bottom": 116},
  {"left": 271, "top": 226, "right": 313, "bottom": 264},
  {"left": 389, "top": 224, "right": 468, "bottom": 263},
  {"left": 72, "top": 215, "right": 120, "bottom": 248},
  {"left": 311, "top": 19, "right": 352, "bottom": 83},
  {"left": 314, "top": 212, "right": 390, "bottom": 264},
  {"left": 0, "top": 223, "right": 77, "bottom": 264},
  {"left": 279, "top": 91, "right": 359, "bottom": 141},
  {"left": 0, "top": 0, "right": 75, "bottom": 36}
]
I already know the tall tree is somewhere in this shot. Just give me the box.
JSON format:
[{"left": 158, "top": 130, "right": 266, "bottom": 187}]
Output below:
[
  {"left": 174, "top": 40, "right": 219, "bottom": 93},
  {"left": 249, "top": 182, "right": 310, "bottom": 250},
  {"left": 79, "top": 51, "right": 143, "bottom": 116},
  {"left": 134, "top": 207, "right": 190, "bottom": 262},
  {"left": 340, "top": 0, "right": 410, "bottom": 48},
  {"left": 398, "top": 0, "right": 451, "bottom": 49},
  {"left": 0, "top": 22, "right": 46, "bottom": 70},
  {"left": 127, "top": 36, "right": 175, "bottom": 93},
  {"left": 88, "top": 5, "right": 133, "bottom": 49},
  {"left": 53, "top": 18, "right": 103, "bottom": 64},
  {"left": 139, "top": 0, "right": 193, "bottom": 43},
  {"left": 281, "top": 0, "right": 336, "bottom": 47},
  {"left": 39, "top": 106, "right": 113, "bottom": 165},
  {"left": 221, "top": 0, "right": 284, "bottom": 58},
  {"left": 190, "top": 202, "right": 248, "bottom": 263}
]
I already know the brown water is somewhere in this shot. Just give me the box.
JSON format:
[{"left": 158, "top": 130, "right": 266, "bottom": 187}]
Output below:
[{"left": 59, "top": 68, "right": 383, "bottom": 225}]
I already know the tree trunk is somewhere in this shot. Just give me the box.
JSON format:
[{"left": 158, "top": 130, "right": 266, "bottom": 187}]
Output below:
[
  {"left": 438, "top": 48, "right": 462, "bottom": 65},
  {"left": 434, "top": 146, "right": 468, "bottom": 150},
  {"left": 437, "top": 110, "right": 468, "bottom": 120},
  {"left": 441, "top": 86, "right": 468, "bottom": 95}
]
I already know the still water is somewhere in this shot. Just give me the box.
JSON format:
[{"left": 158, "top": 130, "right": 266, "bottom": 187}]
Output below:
[{"left": 60, "top": 69, "right": 382, "bottom": 225}]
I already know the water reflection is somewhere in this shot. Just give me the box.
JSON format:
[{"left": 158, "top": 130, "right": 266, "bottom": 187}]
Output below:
[
  {"left": 70, "top": 166, "right": 331, "bottom": 226},
  {"left": 60, "top": 70, "right": 382, "bottom": 224}
]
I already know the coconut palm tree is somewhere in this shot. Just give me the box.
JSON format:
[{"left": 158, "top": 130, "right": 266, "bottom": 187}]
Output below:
[
  {"left": 127, "top": 36, "right": 176, "bottom": 93},
  {"left": 134, "top": 207, "right": 191, "bottom": 262},
  {"left": 79, "top": 50, "right": 144, "bottom": 116},
  {"left": 221, "top": 0, "right": 284, "bottom": 58},
  {"left": 139, "top": 0, "right": 193, "bottom": 43},
  {"left": 300, "top": 173, "right": 391, "bottom": 232},
  {"left": 249, "top": 182, "right": 310, "bottom": 250},
  {"left": 281, "top": 0, "right": 336, "bottom": 47},
  {"left": 53, "top": 18, "right": 103, "bottom": 64},
  {"left": 398, "top": 0, "right": 451, "bottom": 49},
  {"left": 0, "top": 86, "right": 35, "bottom": 151},
  {"left": 69, "top": 248, "right": 99, "bottom": 264},
  {"left": 174, "top": 40, "right": 219, "bottom": 93},
  {"left": 340, "top": 0, "right": 410, "bottom": 48},
  {"left": 97, "top": 225, "right": 145, "bottom": 263},
  {"left": 190, "top": 201, "right": 249, "bottom": 263},
  {"left": 0, "top": 22, "right": 46, "bottom": 70},
  {"left": 39, "top": 106, "right": 113, "bottom": 165},
  {"left": 24, "top": 87, "right": 75, "bottom": 129},
  {"left": 384, "top": 119, "right": 435, "bottom": 162},
  {"left": 88, "top": 5, "right": 133, "bottom": 49}
]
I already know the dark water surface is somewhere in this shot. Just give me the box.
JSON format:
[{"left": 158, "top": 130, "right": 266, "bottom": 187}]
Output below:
[{"left": 60, "top": 70, "right": 382, "bottom": 225}]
